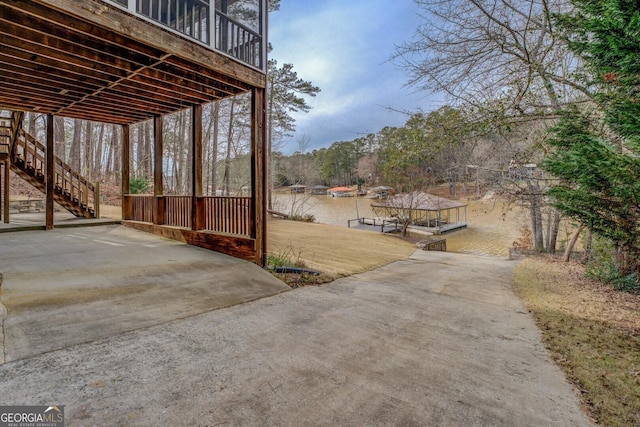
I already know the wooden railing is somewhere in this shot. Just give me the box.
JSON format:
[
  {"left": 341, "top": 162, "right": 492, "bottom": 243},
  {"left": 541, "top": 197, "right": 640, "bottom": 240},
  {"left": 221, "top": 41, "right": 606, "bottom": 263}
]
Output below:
[
  {"left": 104, "top": 0, "right": 264, "bottom": 69},
  {"left": 164, "top": 195, "right": 192, "bottom": 228},
  {"left": 124, "top": 195, "right": 252, "bottom": 237},
  {"left": 204, "top": 196, "right": 251, "bottom": 236},
  {"left": 129, "top": 195, "right": 154, "bottom": 223},
  {"left": 136, "top": 0, "right": 210, "bottom": 44},
  {"left": 10, "top": 111, "right": 23, "bottom": 147},
  {"left": 215, "top": 11, "right": 262, "bottom": 68}
]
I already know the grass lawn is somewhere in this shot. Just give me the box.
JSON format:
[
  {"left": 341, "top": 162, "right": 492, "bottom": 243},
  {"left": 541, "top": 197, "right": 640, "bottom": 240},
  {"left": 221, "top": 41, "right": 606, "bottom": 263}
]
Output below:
[
  {"left": 514, "top": 256, "right": 640, "bottom": 426},
  {"left": 267, "top": 218, "right": 416, "bottom": 278}
]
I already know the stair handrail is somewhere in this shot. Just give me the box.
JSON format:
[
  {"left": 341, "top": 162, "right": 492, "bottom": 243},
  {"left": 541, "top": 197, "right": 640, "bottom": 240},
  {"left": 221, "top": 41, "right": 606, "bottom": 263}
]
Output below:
[
  {"left": 9, "top": 111, "right": 24, "bottom": 152},
  {"left": 16, "top": 128, "right": 98, "bottom": 216}
]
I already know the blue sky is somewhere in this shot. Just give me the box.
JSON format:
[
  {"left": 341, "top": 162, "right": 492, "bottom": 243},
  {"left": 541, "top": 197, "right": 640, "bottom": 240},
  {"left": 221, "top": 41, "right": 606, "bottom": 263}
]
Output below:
[{"left": 269, "top": 0, "right": 443, "bottom": 154}]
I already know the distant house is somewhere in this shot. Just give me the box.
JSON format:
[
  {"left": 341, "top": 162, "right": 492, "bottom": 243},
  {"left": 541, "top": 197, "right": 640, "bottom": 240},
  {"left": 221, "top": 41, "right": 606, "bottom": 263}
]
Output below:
[{"left": 329, "top": 186, "right": 354, "bottom": 197}]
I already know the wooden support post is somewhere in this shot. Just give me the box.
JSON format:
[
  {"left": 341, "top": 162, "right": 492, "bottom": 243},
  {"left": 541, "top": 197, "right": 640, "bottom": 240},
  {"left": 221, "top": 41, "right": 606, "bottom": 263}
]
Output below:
[
  {"left": 45, "top": 114, "right": 54, "bottom": 230},
  {"left": 251, "top": 87, "right": 267, "bottom": 266},
  {"left": 1, "top": 160, "right": 7, "bottom": 223},
  {"left": 191, "top": 104, "right": 204, "bottom": 230},
  {"left": 121, "top": 124, "right": 131, "bottom": 220},
  {"left": 94, "top": 181, "right": 100, "bottom": 218},
  {"left": 153, "top": 115, "right": 164, "bottom": 225}
]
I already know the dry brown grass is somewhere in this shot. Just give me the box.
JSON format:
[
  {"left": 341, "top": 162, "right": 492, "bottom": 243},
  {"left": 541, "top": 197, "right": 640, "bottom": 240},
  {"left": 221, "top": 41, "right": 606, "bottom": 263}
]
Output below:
[
  {"left": 99, "top": 204, "right": 122, "bottom": 220},
  {"left": 267, "top": 218, "right": 416, "bottom": 278},
  {"left": 514, "top": 256, "right": 640, "bottom": 426}
]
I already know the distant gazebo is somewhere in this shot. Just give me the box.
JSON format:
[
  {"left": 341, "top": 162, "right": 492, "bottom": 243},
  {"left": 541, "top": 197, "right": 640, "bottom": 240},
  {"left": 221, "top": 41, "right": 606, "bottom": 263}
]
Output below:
[
  {"left": 288, "top": 184, "right": 307, "bottom": 194},
  {"left": 371, "top": 192, "right": 467, "bottom": 233},
  {"left": 308, "top": 185, "right": 329, "bottom": 195}
]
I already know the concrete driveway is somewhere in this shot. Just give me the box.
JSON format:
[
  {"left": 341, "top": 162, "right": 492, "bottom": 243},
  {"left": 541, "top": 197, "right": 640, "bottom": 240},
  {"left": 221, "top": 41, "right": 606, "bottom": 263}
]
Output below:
[{"left": 0, "top": 234, "right": 591, "bottom": 426}]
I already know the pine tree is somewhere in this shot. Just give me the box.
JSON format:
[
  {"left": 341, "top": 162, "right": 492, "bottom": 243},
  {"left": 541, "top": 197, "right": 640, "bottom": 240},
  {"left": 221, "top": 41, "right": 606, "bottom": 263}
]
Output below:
[{"left": 545, "top": 0, "right": 640, "bottom": 277}]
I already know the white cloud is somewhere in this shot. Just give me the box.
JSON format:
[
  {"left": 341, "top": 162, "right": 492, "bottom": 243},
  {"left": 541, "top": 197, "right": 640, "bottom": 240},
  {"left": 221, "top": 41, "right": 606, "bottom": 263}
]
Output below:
[{"left": 269, "top": 0, "right": 439, "bottom": 152}]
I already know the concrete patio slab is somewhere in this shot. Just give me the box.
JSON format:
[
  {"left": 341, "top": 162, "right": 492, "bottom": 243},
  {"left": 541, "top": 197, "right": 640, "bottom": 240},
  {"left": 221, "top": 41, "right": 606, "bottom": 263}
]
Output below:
[{"left": 0, "top": 225, "right": 289, "bottom": 362}]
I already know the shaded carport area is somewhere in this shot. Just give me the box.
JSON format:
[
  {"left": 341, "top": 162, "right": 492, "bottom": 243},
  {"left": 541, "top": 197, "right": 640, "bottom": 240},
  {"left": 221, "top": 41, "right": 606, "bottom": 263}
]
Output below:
[{"left": 0, "top": 224, "right": 289, "bottom": 362}]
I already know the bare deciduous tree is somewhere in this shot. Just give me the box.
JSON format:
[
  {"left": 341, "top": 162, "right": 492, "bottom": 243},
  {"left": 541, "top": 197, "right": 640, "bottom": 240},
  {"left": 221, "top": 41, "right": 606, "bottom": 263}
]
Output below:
[{"left": 393, "top": 0, "right": 592, "bottom": 252}]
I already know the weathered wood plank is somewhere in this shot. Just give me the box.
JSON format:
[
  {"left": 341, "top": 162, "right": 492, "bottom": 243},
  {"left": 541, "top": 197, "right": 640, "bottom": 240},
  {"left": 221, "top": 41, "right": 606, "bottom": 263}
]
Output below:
[
  {"left": 251, "top": 87, "right": 267, "bottom": 266},
  {"left": 29, "top": 0, "right": 266, "bottom": 88},
  {"left": 121, "top": 124, "right": 131, "bottom": 220},
  {"left": 3, "top": 160, "right": 9, "bottom": 223},
  {"left": 45, "top": 114, "right": 54, "bottom": 230},
  {"left": 122, "top": 221, "right": 257, "bottom": 261},
  {"left": 153, "top": 115, "right": 164, "bottom": 225},
  {"left": 192, "top": 104, "right": 204, "bottom": 231}
]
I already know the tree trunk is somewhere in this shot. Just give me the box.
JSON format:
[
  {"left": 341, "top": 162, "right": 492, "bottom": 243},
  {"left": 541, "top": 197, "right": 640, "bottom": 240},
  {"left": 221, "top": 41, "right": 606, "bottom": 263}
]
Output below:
[
  {"left": 547, "top": 208, "right": 561, "bottom": 254},
  {"left": 223, "top": 99, "right": 236, "bottom": 196},
  {"left": 27, "top": 113, "right": 38, "bottom": 138},
  {"left": 530, "top": 191, "right": 544, "bottom": 252},
  {"left": 563, "top": 224, "right": 584, "bottom": 262},
  {"left": 70, "top": 119, "right": 82, "bottom": 171},
  {"left": 94, "top": 123, "right": 104, "bottom": 181},
  {"left": 143, "top": 121, "right": 152, "bottom": 179},
  {"left": 54, "top": 117, "right": 65, "bottom": 161},
  {"left": 582, "top": 231, "right": 593, "bottom": 264},
  {"left": 113, "top": 127, "right": 122, "bottom": 186},
  {"left": 84, "top": 120, "right": 93, "bottom": 177},
  {"left": 106, "top": 127, "right": 114, "bottom": 179},
  {"left": 210, "top": 102, "right": 219, "bottom": 196}
]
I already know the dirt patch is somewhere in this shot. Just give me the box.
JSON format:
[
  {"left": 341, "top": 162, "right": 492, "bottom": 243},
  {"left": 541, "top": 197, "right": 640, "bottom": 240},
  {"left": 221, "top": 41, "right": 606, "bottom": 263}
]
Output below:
[{"left": 4, "top": 285, "right": 153, "bottom": 314}]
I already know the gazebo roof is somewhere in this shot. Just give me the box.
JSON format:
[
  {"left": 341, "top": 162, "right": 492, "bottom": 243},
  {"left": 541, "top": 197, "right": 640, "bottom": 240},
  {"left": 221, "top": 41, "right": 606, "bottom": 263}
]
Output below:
[{"left": 371, "top": 192, "right": 466, "bottom": 211}]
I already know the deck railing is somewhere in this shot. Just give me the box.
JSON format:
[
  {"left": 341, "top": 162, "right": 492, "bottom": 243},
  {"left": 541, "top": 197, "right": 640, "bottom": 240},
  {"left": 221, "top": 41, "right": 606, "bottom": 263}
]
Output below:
[
  {"left": 204, "top": 196, "right": 251, "bottom": 236},
  {"left": 129, "top": 195, "right": 154, "bottom": 223},
  {"left": 164, "top": 195, "right": 192, "bottom": 228},
  {"left": 215, "top": 11, "right": 261, "bottom": 68},
  {"left": 104, "top": 0, "right": 264, "bottom": 69},
  {"left": 124, "top": 195, "right": 252, "bottom": 237},
  {"left": 136, "top": 0, "right": 211, "bottom": 44}
]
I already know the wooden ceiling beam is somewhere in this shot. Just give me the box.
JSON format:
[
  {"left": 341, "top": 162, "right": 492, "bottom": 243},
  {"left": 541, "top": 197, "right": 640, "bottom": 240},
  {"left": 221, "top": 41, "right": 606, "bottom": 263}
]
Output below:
[
  {"left": 0, "top": 69, "right": 92, "bottom": 98},
  {"left": 2, "top": 0, "right": 167, "bottom": 60},
  {"left": 0, "top": 32, "right": 132, "bottom": 80},
  {"left": 0, "top": 0, "right": 266, "bottom": 125},
  {"left": 164, "top": 56, "right": 253, "bottom": 92},
  {"left": 0, "top": 91, "right": 150, "bottom": 123},
  {"left": 32, "top": 0, "right": 265, "bottom": 87},
  {"left": 0, "top": 46, "right": 116, "bottom": 86},
  {"left": 1, "top": 80, "right": 83, "bottom": 105}
]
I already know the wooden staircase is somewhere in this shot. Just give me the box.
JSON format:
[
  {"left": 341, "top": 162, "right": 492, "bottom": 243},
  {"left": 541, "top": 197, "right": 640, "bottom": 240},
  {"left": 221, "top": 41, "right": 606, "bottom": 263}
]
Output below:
[{"left": 0, "top": 110, "right": 98, "bottom": 219}]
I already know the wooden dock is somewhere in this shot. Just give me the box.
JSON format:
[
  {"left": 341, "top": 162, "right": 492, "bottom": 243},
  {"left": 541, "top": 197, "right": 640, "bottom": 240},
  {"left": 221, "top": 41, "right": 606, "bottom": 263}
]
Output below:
[
  {"left": 347, "top": 217, "right": 400, "bottom": 233},
  {"left": 408, "top": 222, "right": 467, "bottom": 235}
]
